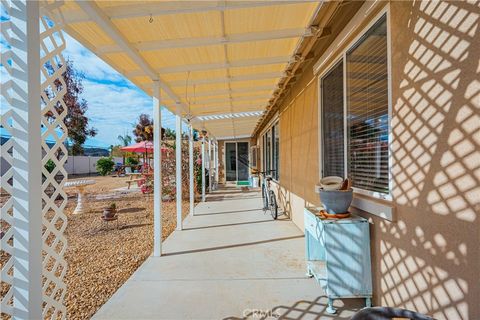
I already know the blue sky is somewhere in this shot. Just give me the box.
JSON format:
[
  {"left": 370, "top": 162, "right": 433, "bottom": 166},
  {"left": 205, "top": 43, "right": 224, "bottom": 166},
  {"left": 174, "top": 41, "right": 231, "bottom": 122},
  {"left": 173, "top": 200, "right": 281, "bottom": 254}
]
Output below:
[
  {"left": 61, "top": 33, "right": 179, "bottom": 147},
  {"left": 0, "top": 7, "right": 179, "bottom": 148}
]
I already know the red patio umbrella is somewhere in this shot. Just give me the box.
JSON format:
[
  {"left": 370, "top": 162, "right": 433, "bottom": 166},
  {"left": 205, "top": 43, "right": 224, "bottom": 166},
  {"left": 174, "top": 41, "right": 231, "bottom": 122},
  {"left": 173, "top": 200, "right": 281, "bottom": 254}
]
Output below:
[
  {"left": 120, "top": 141, "right": 154, "bottom": 153},
  {"left": 120, "top": 141, "right": 169, "bottom": 173}
]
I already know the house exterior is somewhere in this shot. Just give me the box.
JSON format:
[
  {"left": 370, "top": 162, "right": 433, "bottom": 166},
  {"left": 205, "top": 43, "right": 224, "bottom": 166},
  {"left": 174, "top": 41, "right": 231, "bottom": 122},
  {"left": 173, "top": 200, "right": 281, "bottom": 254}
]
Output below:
[
  {"left": 254, "top": 1, "right": 479, "bottom": 319},
  {"left": 1, "top": 1, "right": 478, "bottom": 319}
]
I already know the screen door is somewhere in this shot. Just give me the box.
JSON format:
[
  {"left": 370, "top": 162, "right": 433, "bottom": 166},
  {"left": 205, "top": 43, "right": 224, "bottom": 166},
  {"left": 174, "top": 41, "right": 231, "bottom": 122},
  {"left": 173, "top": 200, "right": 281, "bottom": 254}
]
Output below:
[{"left": 225, "top": 142, "right": 249, "bottom": 182}]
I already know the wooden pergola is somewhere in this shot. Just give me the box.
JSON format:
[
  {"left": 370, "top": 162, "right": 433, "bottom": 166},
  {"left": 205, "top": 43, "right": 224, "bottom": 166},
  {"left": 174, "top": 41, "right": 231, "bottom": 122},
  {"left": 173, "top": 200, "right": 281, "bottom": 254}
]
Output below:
[{"left": 0, "top": 1, "right": 340, "bottom": 318}]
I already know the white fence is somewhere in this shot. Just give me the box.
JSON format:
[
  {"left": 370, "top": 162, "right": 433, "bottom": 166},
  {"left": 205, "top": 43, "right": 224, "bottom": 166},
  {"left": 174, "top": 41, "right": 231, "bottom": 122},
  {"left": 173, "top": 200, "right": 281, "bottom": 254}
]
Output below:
[{"left": 65, "top": 156, "right": 123, "bottom": 175}]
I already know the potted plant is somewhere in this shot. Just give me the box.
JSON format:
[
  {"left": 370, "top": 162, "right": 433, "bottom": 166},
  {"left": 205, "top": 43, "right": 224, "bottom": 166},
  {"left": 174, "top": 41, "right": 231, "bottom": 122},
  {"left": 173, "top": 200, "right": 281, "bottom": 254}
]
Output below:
[
  {"left": 103, "top": 202, "right": 117, "bottom": 218},
  {"left": 315, "top": 177, "right": 353, "bottom": 214}
]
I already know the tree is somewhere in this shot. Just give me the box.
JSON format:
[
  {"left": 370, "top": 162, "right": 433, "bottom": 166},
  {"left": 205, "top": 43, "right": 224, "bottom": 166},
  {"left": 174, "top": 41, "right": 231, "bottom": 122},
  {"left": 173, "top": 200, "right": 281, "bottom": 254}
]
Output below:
[
  {"left": 164, "top": 128, "right": 176, "bottom": 140},
  {"left": 117, "top": 133, "right": 132, "bottom": 164},
  {"left": 50, "top": 59, "right": 97, "bottom": 155},
  {"left": 132, "top": 114, "right": 165, "bottom": 142},
  {"left": 118, "top": 133, "right": 132, "bottom": 146},
  {"left": 133, "top": 114, "right": 154, "bottom": 142}
]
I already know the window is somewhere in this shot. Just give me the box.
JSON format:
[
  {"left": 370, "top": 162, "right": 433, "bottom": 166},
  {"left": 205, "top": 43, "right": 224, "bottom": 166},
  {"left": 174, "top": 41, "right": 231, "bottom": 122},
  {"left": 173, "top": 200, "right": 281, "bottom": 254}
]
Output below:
[
  {"left": 262, "top": 122, "right": 280, "bottom": 181},
  {"left": 250, "top": 146, "right": 258, "bottom": 168},
  {"left": 321, "top": 61, "right": 344, "bottom": 177},
  {"left": 321, "top": 14, "right": 389, "bottom": 196}
]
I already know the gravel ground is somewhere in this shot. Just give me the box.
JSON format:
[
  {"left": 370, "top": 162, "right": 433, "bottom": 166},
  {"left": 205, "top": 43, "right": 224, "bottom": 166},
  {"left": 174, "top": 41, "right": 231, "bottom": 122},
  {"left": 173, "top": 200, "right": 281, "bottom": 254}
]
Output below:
[
  {"left": 63, "top": 175, "right": 190, "bottom": 319},
  {"left": 1, "top": 175, "right": 190, "bottom": 319}
]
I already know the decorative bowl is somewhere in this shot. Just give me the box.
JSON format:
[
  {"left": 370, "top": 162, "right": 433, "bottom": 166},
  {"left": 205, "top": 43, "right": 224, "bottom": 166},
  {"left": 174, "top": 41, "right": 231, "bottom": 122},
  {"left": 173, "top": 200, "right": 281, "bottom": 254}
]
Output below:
[{"left": 318, "top": 189, "right": 353, "bottom": 214}]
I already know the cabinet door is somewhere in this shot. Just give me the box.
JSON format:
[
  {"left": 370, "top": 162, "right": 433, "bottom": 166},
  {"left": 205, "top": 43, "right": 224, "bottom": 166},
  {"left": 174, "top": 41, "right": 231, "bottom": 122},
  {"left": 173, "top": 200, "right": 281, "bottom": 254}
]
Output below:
[
  {"left": 324, "top": 222, "right": 372, "bottom": 297},
  {"left": 304, "top": 211, "right": 319, "bottom": 240}
]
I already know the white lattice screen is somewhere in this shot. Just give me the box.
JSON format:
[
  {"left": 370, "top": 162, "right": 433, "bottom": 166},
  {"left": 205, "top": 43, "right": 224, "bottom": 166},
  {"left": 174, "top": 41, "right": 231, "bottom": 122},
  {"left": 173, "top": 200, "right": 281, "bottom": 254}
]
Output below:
[{"left": 1, "top": 1, "right": 68, "bottom": 318}]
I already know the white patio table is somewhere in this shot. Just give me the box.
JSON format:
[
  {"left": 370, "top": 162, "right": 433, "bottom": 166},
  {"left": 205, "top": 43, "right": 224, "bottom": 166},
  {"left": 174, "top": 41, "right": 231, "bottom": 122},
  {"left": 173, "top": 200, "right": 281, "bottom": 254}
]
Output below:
[{"left": 64, "top": 179, "right": 96, "bottom": 214}]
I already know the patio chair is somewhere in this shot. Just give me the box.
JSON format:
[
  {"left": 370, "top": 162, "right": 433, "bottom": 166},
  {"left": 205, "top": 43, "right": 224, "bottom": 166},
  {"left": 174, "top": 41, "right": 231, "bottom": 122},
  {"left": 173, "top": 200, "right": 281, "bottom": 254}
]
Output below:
[{"left": 350, "top": 307, "right": 434, "bottom": 320}]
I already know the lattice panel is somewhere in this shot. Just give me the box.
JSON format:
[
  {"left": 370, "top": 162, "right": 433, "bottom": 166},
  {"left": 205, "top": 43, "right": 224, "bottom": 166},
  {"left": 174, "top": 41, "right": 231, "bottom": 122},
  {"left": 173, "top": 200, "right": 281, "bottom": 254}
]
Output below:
[
  {"left": 39, "top": 6, "right": 68, "bottom": 320},
  {"left": 1, "top": 1, "right": 18, "bottom": 317},
  {"left": 0, "top": 1, "right": 68, "bottom": 318}
]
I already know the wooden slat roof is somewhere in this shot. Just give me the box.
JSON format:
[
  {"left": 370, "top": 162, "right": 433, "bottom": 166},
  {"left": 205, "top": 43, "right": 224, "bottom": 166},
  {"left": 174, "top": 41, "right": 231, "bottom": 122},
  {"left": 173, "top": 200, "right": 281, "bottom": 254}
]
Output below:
[{"left": 51, "top": 1, "right": 322, "bottom": 138}]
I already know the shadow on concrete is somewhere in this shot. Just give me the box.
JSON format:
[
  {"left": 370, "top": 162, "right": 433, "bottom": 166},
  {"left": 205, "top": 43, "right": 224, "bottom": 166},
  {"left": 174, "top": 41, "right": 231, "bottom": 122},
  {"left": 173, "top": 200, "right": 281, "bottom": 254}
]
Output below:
[
  {"left": 223, "top": 296, "right": 363, "bottom": 320},
  {"left": 163, "top": 235, "right": 303, "bottom": 257}
]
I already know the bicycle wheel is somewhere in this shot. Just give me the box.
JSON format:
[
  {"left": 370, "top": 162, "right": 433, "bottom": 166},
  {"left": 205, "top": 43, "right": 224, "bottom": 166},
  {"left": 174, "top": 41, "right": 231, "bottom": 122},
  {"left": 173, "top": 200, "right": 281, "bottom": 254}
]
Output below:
[
  {"left": 262, "top": 184, "right": 268, "bottom": 210},
  {"left": 269, "top": 190, "right": 278, "bottom": 220}
]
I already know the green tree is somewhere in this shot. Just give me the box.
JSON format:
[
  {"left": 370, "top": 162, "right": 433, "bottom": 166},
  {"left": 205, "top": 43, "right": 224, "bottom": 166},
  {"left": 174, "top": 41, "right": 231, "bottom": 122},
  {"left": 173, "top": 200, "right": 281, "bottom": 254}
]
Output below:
[
  {"left": 164, "top": 128, "right": 176, "bottom": 140},
  {"left": 118, "top": 133, "right": 132, "bottom": 146}
]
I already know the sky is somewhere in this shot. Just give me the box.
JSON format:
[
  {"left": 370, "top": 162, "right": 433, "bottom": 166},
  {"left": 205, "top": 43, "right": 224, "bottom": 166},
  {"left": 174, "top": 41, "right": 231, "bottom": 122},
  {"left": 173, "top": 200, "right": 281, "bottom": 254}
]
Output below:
[
  {"left": 61, "top": 33, "right": 180, "bottom": 148},
  {"left": 0, "top": 7, "right": 180, "bottom": 148}
]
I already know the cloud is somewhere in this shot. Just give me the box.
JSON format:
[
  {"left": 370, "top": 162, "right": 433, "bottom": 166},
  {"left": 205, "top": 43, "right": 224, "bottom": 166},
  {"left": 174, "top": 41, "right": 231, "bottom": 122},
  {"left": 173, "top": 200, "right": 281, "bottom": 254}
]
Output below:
[
  {"left": 63, "top": 34, "right": 127, "bottom": 84},
  {"left": 0, "top": 18, "right": 179, "bottom": 147},
  {"left": 63, "top": 33, "right": 178, "bottom": 146}
]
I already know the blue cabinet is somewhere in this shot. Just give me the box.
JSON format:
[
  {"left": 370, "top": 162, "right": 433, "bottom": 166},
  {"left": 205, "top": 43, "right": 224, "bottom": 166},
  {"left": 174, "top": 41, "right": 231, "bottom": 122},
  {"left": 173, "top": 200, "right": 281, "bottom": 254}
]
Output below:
[{"left": 304, "top": 207, "right": 372, "bottom": 314}]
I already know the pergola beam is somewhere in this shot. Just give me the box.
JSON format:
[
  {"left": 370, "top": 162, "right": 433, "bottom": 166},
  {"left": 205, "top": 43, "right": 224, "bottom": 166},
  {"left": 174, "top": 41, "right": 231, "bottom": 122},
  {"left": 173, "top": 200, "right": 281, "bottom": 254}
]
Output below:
[
  {"left": 142, "top": 72, "right": 285, "bottom": 89},
  {"left": 190, "top": 85, "right": 274, "bottom": 98},
  {"left": 61, "top": 1, "right": 316, "bottom": 24},
  {"left": 191, "top": 93, "right": 271, "bottom": 105},
  {"left": 76, "top": 1, "right": 188, "bottom": 114},
  {"left": 97, "top": 27, "right": 313, "bottom": 53},
  {"left": 126, "top": 56, "right": 291, "bottom": 76}
]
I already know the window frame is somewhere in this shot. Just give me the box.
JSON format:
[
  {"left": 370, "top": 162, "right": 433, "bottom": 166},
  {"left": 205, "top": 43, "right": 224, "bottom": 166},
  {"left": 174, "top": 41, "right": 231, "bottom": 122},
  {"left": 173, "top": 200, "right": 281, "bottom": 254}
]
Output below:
[
  {"left": 260, "top": 119, "right": 280, "bottom": 182},
  {"left": 318, "top": 9, "right": 393, "bottom": 202}
]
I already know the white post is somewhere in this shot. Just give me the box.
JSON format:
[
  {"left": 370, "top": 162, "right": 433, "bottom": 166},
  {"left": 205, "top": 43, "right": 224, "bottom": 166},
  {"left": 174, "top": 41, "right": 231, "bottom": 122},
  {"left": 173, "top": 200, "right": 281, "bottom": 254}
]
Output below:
[
  {"left": 215, "top": 141, "right": 219, "bottom": 185},
  {"left": 212, "top": 140, "right": 217, "bottom": 190},
  {"left": 201, "top": 136, "right": 206, "bottom": 201},
  {"left": 189, "top": 124, "right": 194, "bottom": 215},
  {"left": 208, "top": 138, "right": 212, "bottom": 192},
  {"left": 9, "top": 1, "right": 43, "bottom": 318},
  {"left": 153, "top": 81, "right": 162, "bottom": 256},
  {"left": 175, "top": 111, "right": 183, "bottom": 230}
]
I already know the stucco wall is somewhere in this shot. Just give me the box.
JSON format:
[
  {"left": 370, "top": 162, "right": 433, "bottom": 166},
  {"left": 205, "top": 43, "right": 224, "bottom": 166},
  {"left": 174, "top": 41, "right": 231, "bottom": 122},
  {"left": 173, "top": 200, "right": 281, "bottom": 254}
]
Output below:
[{"left": 256, "top": 1, "right": 480, "bottom": 319}]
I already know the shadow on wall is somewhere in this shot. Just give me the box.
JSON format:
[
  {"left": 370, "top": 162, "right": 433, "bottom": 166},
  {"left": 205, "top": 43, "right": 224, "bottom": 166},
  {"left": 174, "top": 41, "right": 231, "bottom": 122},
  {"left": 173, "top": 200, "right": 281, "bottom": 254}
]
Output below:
[{"left": 374, "top": 1, "right": 480, "bottom": 319}]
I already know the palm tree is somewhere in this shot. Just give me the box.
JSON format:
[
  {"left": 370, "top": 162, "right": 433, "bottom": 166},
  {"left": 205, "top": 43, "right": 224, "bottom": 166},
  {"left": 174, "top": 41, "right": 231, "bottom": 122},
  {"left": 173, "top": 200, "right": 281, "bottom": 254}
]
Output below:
[
  {"left": 118, "top": 133, "right": 132, "bottom": 146},
  {"left": 118, "top": 133, "right": 132, "bottom": 165}
]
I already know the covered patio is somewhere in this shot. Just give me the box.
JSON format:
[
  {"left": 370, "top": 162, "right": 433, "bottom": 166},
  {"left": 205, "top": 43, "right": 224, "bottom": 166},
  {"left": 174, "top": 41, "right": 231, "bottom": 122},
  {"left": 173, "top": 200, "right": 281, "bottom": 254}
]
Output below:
[
  {"left": 93, "top": 186, "right": 362, "bottom": 319},
  {"left": 1, "top": 0, "right": 478, "bottom": 319}
]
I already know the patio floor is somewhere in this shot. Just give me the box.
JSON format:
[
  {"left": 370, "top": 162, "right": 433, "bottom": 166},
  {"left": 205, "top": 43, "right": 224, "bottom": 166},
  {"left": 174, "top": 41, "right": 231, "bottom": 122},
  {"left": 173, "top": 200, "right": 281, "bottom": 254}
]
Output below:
[{"left": 93, "top": 186, "right": 364, "bottom": 319}]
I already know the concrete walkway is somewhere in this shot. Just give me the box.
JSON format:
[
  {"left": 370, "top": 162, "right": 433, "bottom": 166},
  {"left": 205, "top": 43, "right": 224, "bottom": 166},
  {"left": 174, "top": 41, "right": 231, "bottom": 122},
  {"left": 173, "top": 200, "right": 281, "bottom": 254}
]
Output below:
[{"left": 93, "top": 186, "right": 363, "bottom": 319}]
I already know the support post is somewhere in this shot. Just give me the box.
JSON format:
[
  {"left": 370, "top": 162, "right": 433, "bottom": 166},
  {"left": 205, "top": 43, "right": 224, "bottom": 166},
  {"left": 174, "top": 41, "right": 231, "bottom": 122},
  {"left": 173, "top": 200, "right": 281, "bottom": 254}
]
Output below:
[
  {"left": 175, "top": 111, "right": 182, "bottom": 230},
  {"left": 212, "top": 140, "right": 217, "bottom": 190},
  {"left": 215, "top": 141, "right": 219, "bottom": 185},
  {"left": 153, "top": 81, "right": 162, "bottom": 256},
  {"left": 201, "top": 136, "right": 206, "bottom": 201},
  {"left": 9, "top": 1, "right": 42, "bottom": 318},
  {"left": 189, "top": 124, "right": 194, "bottom": 215},
  {"left": 208, "top": 138, "right": 212, "bottom": 192}
]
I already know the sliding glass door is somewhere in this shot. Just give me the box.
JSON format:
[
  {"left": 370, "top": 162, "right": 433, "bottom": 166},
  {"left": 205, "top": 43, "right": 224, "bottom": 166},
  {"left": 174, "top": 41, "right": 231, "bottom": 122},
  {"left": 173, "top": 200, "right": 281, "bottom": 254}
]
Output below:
[{"left": 225, "top": 142, "right": 249, "bottom": 182}]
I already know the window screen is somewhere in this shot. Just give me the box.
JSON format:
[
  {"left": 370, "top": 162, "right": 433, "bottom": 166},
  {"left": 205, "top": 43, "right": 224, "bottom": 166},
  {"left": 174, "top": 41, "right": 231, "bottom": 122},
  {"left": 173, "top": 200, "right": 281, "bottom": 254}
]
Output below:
[
  {"left": 266, "top": 130, "right": 271, "bottom": 173},
  {"left": 321, "top": 61, "right": 345, "bottom": 177},
  {"left": 346, "top": 15, "right": 389, "bottom": 194},
  {"left": 273, "top": 123, "right": 280, "bottom": 180}
]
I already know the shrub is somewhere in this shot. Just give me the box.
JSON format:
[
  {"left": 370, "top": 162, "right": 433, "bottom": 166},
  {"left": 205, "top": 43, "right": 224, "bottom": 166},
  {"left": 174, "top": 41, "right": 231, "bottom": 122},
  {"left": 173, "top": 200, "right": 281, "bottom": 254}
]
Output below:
[
  {"left": 125, "top": 157, "right": 139, "bottom": 166},
  {"left": 44, "top": 159, "right": 56, "bottom": 173},
  {"left": 96, "top": 157, "right": 115, "bottom": 176}
]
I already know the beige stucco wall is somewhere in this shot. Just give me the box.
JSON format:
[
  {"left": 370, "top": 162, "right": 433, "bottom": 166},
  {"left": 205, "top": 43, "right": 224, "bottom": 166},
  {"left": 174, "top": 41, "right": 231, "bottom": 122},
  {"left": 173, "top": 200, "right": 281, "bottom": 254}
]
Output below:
[{"left": 256, "top": 1, "right": 480, "bottom": 319}]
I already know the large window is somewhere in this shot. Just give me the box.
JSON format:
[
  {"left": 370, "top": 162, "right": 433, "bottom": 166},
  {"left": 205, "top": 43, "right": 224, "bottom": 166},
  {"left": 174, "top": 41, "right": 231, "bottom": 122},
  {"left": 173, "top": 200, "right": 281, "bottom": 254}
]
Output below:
[
  {"left": 321, "top": 14, "right": 389, "bottom": 196},
  {"left": 321, "top": 61, "right": 345, "bottom": 177},
  {"left": 262, "top": 122, "right": 279, "bottom": 181}
]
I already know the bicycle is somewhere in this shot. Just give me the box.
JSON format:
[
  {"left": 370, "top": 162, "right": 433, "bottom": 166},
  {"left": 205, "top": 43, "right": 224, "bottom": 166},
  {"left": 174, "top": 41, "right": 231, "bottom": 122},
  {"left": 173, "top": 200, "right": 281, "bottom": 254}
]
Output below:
[{"left": 260, "top": 170, "right": 278, "bottom": 220}]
